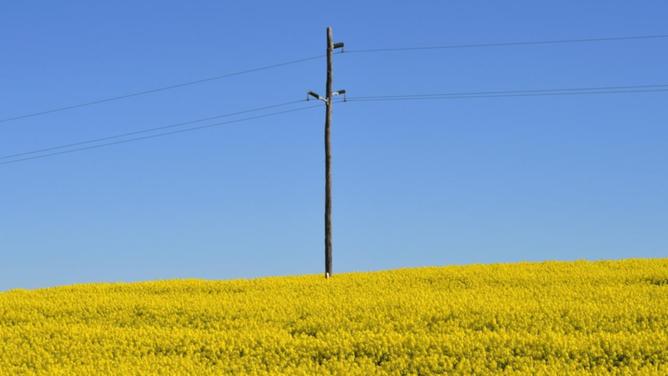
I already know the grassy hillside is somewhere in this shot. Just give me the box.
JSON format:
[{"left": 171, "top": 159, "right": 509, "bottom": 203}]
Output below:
[{"left": 1, "top": 259, "right": 667, "bottom": 375}]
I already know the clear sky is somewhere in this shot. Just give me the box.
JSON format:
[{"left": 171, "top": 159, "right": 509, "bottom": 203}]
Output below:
[{"left": 1, "top": 1, "right": 667, "bottom": 290}]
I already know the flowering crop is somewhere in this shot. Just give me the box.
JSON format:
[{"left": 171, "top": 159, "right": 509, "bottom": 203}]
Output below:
[{"left": 1, "top": 258, "right": 667, "bottom": 375}]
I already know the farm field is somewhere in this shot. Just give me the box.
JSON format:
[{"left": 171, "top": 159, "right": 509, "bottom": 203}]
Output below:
[{"left": 1, "top": 258, "right": 667, "bottom": 375}]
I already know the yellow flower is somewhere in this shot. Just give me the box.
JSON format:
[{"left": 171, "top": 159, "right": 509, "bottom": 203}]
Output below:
[{"left": 0, "top": 258, "right": 667, "bottom": 375}]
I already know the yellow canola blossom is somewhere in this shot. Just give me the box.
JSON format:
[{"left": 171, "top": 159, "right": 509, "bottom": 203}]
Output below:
[{"left": 1, "top": 258, "right": 667, "bottom": 375}]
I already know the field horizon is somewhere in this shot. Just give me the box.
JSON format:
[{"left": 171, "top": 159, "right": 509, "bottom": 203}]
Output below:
[{"left": 4, "top": 257, "right": 658, "bottom": 292}]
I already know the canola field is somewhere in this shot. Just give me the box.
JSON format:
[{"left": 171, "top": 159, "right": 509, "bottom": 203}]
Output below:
[{"left": 1, "top": 258, "right": 667, "bottom": 375}]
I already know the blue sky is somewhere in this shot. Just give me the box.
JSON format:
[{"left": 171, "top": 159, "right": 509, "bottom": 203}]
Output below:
[{"left": 1, "top": 1, "right": 667, "bottom": 290}]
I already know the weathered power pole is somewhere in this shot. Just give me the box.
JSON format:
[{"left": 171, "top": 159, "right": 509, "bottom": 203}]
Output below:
[{"left": 307, "top": 26, "right": 345, "bottom": 278}]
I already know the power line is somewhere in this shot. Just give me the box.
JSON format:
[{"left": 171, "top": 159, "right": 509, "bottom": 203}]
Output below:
[
  {"left": 0, "top": 100, "right": 305, "bottom": 161},
  {"left": 4, "top": 82, "right": 665, "bottom": 165},
  {"left": 5, "top": 82, "right": 666, "bottom": 165},
  {"left": 349, "top": 84, "right": 668, "bottom": 100},
  {"left": 345, "top": 34, "right": 668, "bottom": 54},
  {"left": 347, "top": 88, "right": 668, "bottom": 102},
  {"left": 0, "top": 105, "right": 321, "bottom": 166},
  {"left": 3, "top": 33, "right": 664, "bottom": 126},
  {"left": 0, "top": 55, "right": 324, "bottom": 126},
  {"left": 346, "top": 84, "right": 668, "bottom": 102}
]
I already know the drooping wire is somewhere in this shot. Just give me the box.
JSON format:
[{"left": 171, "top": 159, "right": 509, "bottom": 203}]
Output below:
[
  {"left": 0, "top": 105, "right": 321, "bottom": 166},
  {"left": 0, "top": 55, "right": 325, "bottom": 126},
  {"left": 0, "top": 100, "right": 306, "bottom": 161},
  {"left": 346, "top": 84, "right": 668, "bottom": 102},
  {"left": 345, "top": 34, "right": 668, "bottom": 54}
]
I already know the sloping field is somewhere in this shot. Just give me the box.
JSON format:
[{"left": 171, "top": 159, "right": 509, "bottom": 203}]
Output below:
[{"left": 1, "top": 259, "right": 667, "bottom": 375}]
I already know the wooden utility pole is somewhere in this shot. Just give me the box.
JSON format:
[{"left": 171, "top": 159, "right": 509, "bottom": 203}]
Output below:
[
  {"left": 324, "top": 27, "right": 334, "bottom": 279},
  {"left": 307, "top": 27, "right": 345, "bottom": 278}
]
